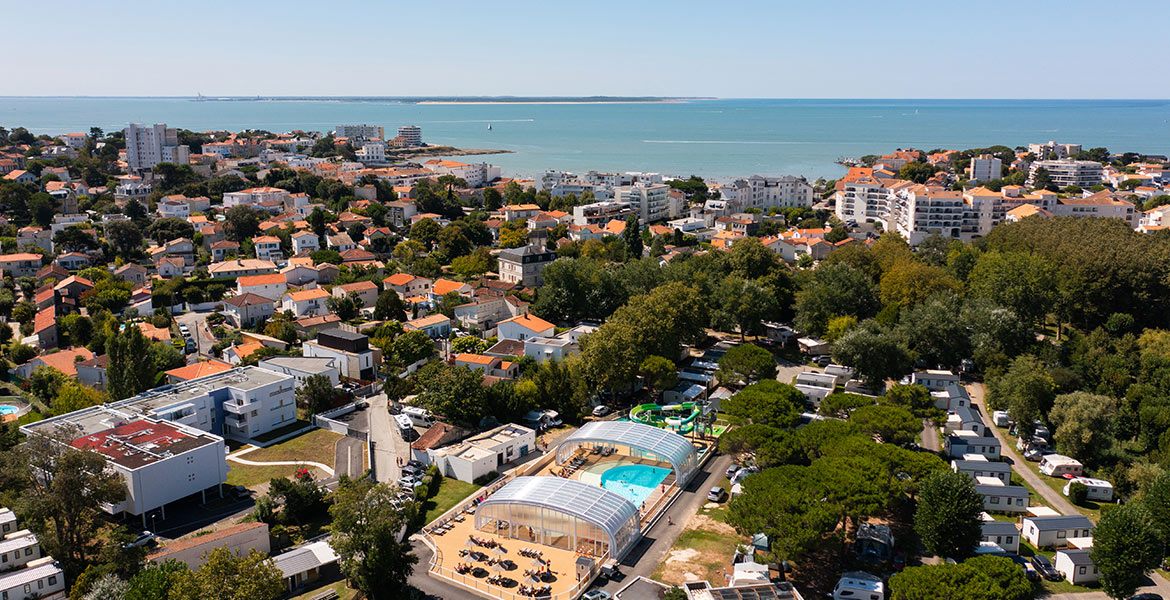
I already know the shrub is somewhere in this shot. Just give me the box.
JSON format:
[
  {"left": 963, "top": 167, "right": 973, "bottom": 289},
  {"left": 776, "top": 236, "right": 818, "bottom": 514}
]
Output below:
[
  {"left": 473, "top": 471, "right": 499, "bottom": 486},
  {"left": 1069, "top": 481, "right": 1088, "bottom": 505}
]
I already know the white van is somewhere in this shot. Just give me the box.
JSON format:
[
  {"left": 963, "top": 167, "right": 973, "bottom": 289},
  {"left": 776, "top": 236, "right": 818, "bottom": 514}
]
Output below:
[
  {"left": 992, "top": 411, "right": 1010, "bottom": 428},
  {"left": 402, "top": 407, "right": 434, "bottom": 427},
  {"left": 394, "top": 414, "right": 415, "bottom": 433}
]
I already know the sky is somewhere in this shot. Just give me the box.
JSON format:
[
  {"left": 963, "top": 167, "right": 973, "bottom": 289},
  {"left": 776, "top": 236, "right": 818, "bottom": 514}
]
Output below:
[{"left": 7, "top": 0, "right": 1169, "bottom": 98}]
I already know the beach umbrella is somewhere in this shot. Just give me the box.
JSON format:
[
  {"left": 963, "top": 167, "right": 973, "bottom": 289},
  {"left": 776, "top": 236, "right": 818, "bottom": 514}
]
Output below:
[
  {"left": 525, "top": 573, "right": 541, "bottom": 585},
  {"left": 492, "top": 544, "right": 507, "bottom": 555},
  {"left": 464, "top": 538, "right": 477, "bottom": 549},
  {"left": 530, "top": 557, "right": 545, "bottom": 568},
  {"left": 492, "top": 562, "right": 505, "bottom": 575}
]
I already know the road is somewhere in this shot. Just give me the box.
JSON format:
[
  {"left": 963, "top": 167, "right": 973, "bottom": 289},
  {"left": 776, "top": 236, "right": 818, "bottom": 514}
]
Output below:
[
  {"left": 967, "top": 382, "right": 1080, "bottom": 516},
  {"left": 174, "top": 310, "right": 214, "bottom": 358},
  {"left": 920, "top": 418, "right": 939, "bottom": 453},
  {"left": 335, "top": 437, "right": 366, "bottom": 479},
  {"left": 367, "top": 393, "right": 410, "bottom": 483}
]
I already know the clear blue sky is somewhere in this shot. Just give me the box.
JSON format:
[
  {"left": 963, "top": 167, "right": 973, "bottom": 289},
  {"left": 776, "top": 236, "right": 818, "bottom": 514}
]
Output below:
[{"left": 8, "top": 0, "right": 1168, "bottom": 98}]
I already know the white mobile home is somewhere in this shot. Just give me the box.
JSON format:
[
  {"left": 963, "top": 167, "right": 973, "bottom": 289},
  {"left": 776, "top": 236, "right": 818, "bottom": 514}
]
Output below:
[
  {"left": 794, "top": 371, "right": 836, "bottom": 405},
  {"left": 832, "top": 571, "right": 883, "bottom": 600},
  {"left": 945, "top": 430, "right": 1001, "bottom": 459},
  {"left": 910, "top": 369, "right": 960, "bottom": 391},
  {"left": 952, "top": 455, "right": 1011, "bottom": 485},
  {"left": 1023, "top": 515, "right": 1094, "bottom": 549},
  {"left": 974, "top": 477, "right": 1029, "bottom": 513},
  {"left": 1054, "top": 549, "right": 1099, "bottom": 585},
  {"left": 980, "top": 518, "right": 1020, "bottom": 554}
]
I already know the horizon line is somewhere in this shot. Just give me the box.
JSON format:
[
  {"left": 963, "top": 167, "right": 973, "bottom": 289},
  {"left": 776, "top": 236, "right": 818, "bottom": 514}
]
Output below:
[{"left": 1, "top": 95, "right": 1169, "bottom": 101}]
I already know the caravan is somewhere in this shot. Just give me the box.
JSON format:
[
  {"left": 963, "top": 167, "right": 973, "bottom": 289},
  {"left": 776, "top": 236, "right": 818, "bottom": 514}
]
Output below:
[{"left": 402, "top": 407, "right": 434, "bottom": 427}]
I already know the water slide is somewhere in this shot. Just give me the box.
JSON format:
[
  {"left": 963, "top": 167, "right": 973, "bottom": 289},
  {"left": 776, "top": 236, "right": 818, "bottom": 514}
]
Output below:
[{"left": 629, "top": 402, "right": 702, "bottom": 434}]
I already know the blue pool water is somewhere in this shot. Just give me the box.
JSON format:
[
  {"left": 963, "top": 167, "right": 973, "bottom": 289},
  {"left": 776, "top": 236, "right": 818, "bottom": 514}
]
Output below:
[
  {"left": 600, "top": 464, "right": 672, "bottom": 508},
  {"left": 0, "top": 406, "right": 17, "bottom": 416}
]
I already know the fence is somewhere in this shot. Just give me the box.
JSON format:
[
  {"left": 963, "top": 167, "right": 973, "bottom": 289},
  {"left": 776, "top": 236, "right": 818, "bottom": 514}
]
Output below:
[{"left": 312, "top": 402, "right": 369, "bottom": 442}]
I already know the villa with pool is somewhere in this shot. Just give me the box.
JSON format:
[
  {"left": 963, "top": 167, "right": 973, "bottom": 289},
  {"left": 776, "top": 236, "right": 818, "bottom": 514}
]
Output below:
[{"left": 421, "top": 420, "right": 712, "bottom": 599}]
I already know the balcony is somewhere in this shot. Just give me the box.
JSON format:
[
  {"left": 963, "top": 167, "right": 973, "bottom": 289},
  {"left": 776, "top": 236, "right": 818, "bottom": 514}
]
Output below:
[{"left": 223, "top": 399, "right": 251, "bottom": 414}]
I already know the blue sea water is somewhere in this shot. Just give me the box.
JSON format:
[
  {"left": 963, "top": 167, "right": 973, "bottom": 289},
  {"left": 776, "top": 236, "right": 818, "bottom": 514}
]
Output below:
[
  {"left": 2, "top": 97, "right": 1169, "bottom": 180},
  {"left": 599, "top": 464, "right": 671, "bottom": 508}
]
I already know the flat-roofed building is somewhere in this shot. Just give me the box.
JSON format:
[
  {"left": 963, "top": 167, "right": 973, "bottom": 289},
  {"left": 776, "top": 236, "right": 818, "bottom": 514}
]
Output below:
[{"left": 429, "top": 423, "right": 536, "bottom": 482}]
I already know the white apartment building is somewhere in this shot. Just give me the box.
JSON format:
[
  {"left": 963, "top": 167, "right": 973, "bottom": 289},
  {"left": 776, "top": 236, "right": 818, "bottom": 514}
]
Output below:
[
  {"left": 1029, "top": 141, "right": 1082, "bottom": 160},
  {"left": 833, "top": 168, "right": 901, "bottom": 224},
  {"left": 356, "top": 141, "right": 386, "bottom": 163},
  {"left": 428, "top": 423, "right": 536, "bottom": 483},
  {"left": 425, "top": 160, "right": 501, "bottom": 187},
  {"left": 1027, "top": 159, "right": 1103, "bottom": 189},
  {"left": 888, "top": 185, "right": 969, "bottom": 244},
  {"left": 397, "top": 125, "right": 422, "bottom": 147},
  {"left": 124, "top": 123, "right": 189, "bottom": 172},
  {"left": 222, "top": 187, "right": 291, "bottom": 208},
  {"left": 967, "top": 154, "right": 1002, "bottom": 182},
  {"left": 1053, "top": 190, "right": 1139, "bottom": 227},
  {"left": 258, "top": 356, "right": 339, "bottom": 387},
  {"left": 615, "top": 182, "right": 674, "bottom": 223},
  {"left": 335, "top": 124, "right": 384, "bottom": 140},
  {"left": 571, "top": 200, "right": 635, "bottom": 226},
  {"left": 738, "top": 175, "right": 814, "bottom": 210},
  {"left": 497, "top": 244, "right": 557, "bottom": 287}
]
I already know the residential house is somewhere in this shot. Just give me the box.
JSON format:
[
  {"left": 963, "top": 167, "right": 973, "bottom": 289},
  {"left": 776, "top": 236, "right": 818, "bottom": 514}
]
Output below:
[
  {"left": 148, "top": 522, "right": 269, "bottom": 572},
  {"left": 794, "top": 371, "right": 837, "bottom": 405},
  {"left": 497, "top": 243, "right": 556, "bottom": 287},
  {"left": 383, "top": 273, "right": 432, "bottom": 300},
  {"left": 332, "top": 280, "right": 378, "bottom": 309},
  {"left": 223, "top": 342, "right": 265, "bottom": 365},
  {"left": 54, "top": 252, "right": 88, "bottom": 271},
  {"left": 156, "top": 256, "right": 184, "bottom": 279},
  {"left": 208, "top": 259, "right": 277, "bottom": 279},
  {"left": 453, "top": 354, "right": 518, "bottom": 379},
  {"left": 272, "top": 540, "right": 340, "bottom": 597},
  {"left": 291, "top": 231, "right": 319, "bottom": 255},
  {"left": 497, "top": 314, "right": 554, "bottom": 342},
  {"left": 236, "top": 273, "right": 287, "bottom": 301},
  {"left": 75, "top": 355, "right": 109, "bottom": 390},
  {"left": 221, "top": 293, "right": 275, "bottom": 328},
  {"left": 0, "top": 254, "right": 43, "bottom": 278},
  {"left": 431, "top": 279, "right": 473, "bottom": 302},
  {"left": 257, "top": 356, "right": 339, "bottom": 386},
  {"left": 12, "top": 347, "right": 94, "bottom": 380},
  {"left": 403, "top": 314, "right": 451, "bottom": 339},
  {"left": 910, "top": 370, "right": 960, "bottom": 391},
  {"left": 327, "top": 233, "right": 356, "bottom": 252},
  {"left": 946, "top": 430, "right": 1001, "bottom": 459},
  {"left": 114, "top": 263, "right": 148, "bottom": 286},
  {"left": 302, "top": 329, "right": 380, "bottom": 381},
  {"left": 253, "top": 236, "right": 283, "bottom": 262},
  {"left": 32, "top": 307, "right": 57, "bottom": 349},
  {"left": 209, "top": 240, "right": 240, "bottom": 262},
  {"left": 451, "top": 295, "right": 528, "bottom": 332},
  {"left": 17, "top": 228, "right": 51, "bottom": 254},
  {"left": 1022, "top": 515, "right": 1094, "bottom": 549},
  {"left": 282, "top": 288, "right": 330, "bottom": 318},
  {"left": 163, "top": 360, "right": 234, "bottom": 384},
  {"left": 952, "top": 455, "right": 1011, "bottom": 485}
]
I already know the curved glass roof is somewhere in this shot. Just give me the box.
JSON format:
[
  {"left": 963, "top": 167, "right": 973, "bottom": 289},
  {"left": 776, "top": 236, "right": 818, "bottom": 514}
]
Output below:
[
  {"left": 481, "top": 476, "right": 640, "bottom": 548},
  {"left": 558, "top": 420, "right": 699, "bottom": 484}
]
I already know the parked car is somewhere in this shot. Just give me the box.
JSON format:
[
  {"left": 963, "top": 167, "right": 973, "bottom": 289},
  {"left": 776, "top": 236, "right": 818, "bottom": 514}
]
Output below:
[
  {"left": 124, "top": 531, "right": 156, "bottom": 549},
  {"left": 400, "top": 465, "right": 423, "bottom": 477},
  {"left": 592, "top": 405, "right": 612, "bottom": 417},
  {"left": 813, "top": 355, "right": 831, "bottom": 367},
  {"left": 1127, "top": 594, "right": 1163, "bottom": 600},
  {"left": 407, "top": 460, "right": 425, "bottom": 470},
  {"left": 396, "top": 476, "right": 419, "bottom": 488},
  {"left": 707, "top": 486, "right": 728, "bottom": 502},
  {"left": 725, "top": 464, "right": 741, "bottom": 479},
  {"left": 582, "top": 591, "right": 612, "bottom": 600},
  {"left": 1031, "top": 555, "right": 1061, "bottom": 581},
  {"left": 1000, "top": 553, "right": 1040, "bottom": 581}
]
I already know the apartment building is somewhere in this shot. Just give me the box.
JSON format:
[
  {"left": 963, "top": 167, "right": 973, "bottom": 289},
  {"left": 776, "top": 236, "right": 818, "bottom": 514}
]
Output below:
[
  {"left": 1029, "top": 141, "right": 1082, "bottom": 160},
  {"left": 967, "top": 154, "right": 1002, "bottom": 182},
  {"left": 222, "top": 187, "right": 291, "bottom": 209},
  {"left": 1027, "top": 159, "right": 1103, "bottom": 189},
  {"left": 397, "top": 125, "right": 422, "bottom": 147},
  {"left": 124, "top": 123, "right": 189, "bottom": 172},
  {"left": 735, "top": 175, "right": 814, "bottom": 210},
  {"left": 571, "top": 200, "right": 635, "bottom": 226},
  {"left": 833, "top": 167, "right": 902, "bottom": 224},
  {"left": 1053, "top": 190, "right": 1139, "bottom": 227},
  {"left": 335, "top": 124, "right": 384, "bottom": 140},
  {"left": 615, "top": 182, "right": 674, "bottom": 223}
]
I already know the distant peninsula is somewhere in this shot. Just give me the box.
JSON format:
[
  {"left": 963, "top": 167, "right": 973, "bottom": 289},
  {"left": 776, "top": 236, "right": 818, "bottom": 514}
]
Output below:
[{"left": 192, "top": 95, "right": 715, "bottom": 104}]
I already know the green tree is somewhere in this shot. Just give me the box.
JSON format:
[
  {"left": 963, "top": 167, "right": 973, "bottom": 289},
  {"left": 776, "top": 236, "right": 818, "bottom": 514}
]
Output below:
[
  {"left": 879, "top": 260, "right": 960, "bottom": 310},
  {"left": 986, "top": 355, "right": 1054, "bottom": 438},
  {"left": 639, "top": 355, "right": 677, "bottom": 398},
  {"left": 851, "top": 403, "right": 919, "bottom": 444},
  {"left": 326, "top": 291, "right": 362, "bottom": 321},
  {"left": 1031, "top": 166, "right": 1054, "bottom": 191},
  {"left": 267, "top": 469, "right": 326, "bottom": 526},
  {"left": 83, "top": 573, "right": 129, "bottom": 600},
  {"left": 144, "top": 217, "right": 195, "bottom": 244},
  {"left": 29, "top": 365, "right": 70, "bottom": 404},
  {"left": 1048, "top": 391, "right": 1117, "bottom": 464},
  {"left": 170, "top": 547, "right": 283, "bottom": 600},
  {"left": 409, "top": 217, "right": 440, "bottom": 245},
  {"left": 372, "top": 290, "right": 406, "bottom": 322},
  {"left": 413, "top": 362, "right": 486, "bottom": 426},
  {"left": 622, "top": 214, "right": 643, "bottom": 259},
  {"left": 716, "top": 344, "right": 777, "bottom": 386},
  {"left": 1141, "top": 471, "right": 1170, "bottom": 554},
  {"left": 450, "top": 250, "right": 492, "bottom": 280},
  {"left": 390, "top": 330, "right": 436, "bottom": 366},
  {"left": 1091, "top": 504, "right": 1162, "bottom": 599},
  {"left": 914, "top": 470, "right": 983, "bottom": 559},
  {"left": 819, "top": 392, "right": 874, "bottom": 419},
  {"left": 329, "top": 478, "right": 419, "bottom": 599},
  {"left": 107, "top": 323, "right": 154, "bottom": 400},
  {"left": 889, "top": 556, "right": 1032, "bottom": 600},
  {"left": 724, "top": 380, "right": 804, "bottom": 429},
  {"left": 967, "top": 251, "right": 1056, "bottom": 326},
  {"left": 831, "top": 321, "right": 911, "bottom": 387},
  {"left": 126, "top": 559, "right": 189, "bottom": 600},
  {"left": 794, "top": 263, "right": 879, "bottom": 336},
  {"left": 104, "top": 220, "right": 144, "bottom": 256},
  {"left": 224, "top": 206, "right": 261, "bottom": 242},
  {"left": 450, "top": 336, "right": 489, "bottom": 355},
  {"left": 295, "top": 374, "right": 336, "bottom": 415}
]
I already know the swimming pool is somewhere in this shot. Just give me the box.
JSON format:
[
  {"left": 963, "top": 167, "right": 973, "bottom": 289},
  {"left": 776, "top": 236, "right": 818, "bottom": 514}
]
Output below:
[
  {"left": 0, "top": 406, "right": 17, "bottom": 416},
  {"left": 599, "top": 464, "right": 672, "bottom": 508}
]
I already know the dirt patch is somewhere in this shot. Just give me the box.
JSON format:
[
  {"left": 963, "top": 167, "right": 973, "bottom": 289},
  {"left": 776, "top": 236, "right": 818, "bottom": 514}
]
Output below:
[{"left": 653, "top": 510, "right": 745, "bottom": 586}]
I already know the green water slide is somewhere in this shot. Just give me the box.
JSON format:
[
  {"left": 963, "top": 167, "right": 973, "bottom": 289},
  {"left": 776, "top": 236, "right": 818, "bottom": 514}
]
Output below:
[{"left": 629, "top": 402, "right": 702, "bottom": 433}]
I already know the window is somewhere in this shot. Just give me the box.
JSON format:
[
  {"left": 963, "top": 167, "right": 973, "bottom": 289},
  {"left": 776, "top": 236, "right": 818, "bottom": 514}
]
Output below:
[
  {"left": 1006, "top": 536, "right": 1014, "bottom": 544},
  {"left": 1079, "top": 566, "right": 1086, "bottom": 575},
  {"left": 991, "top": 497, "right": 999, "bottom": 504},
  {"left": 48, "top": 576, "right": 56, "bottom": 586},
  {"left": 23, "top": 548, "right": 31, "bottom": 556},
  {"left": 1057, "top": 531, "right": 1066, "bottom": 538}
]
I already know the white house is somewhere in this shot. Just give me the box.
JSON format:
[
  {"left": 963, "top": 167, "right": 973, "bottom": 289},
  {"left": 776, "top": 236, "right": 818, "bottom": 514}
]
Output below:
[
  {"left": 453, "top": 354, "right": 518, "bottom": 379},
  {"left": 237, "top": 273, "right": 288, "bottom": 301},
  {"left": 1062, "top": 477, "right": 1114, "bottom": 502},
  {"left": 331, "top": 280, "right": 378, "bottom": 309},
  {"left": 523, "top": 336, "right": 578, "bottom": 363},
  {"left": 0, "top": 530, "right": 42, "bottom": 571},
  {"left": 221, "top": 293, "right": 275, "bottom": 328},
  {"left": 253, "top": 236, "right": 283, "bottom": 262},
  {"left": 0, "top": 557, "right": 65, "bottom": 600},
  {"left": 794, "top": 371, "right": 837, "bottom": 405},
  {"left": 974, "top": 477, "right": 1029, "bottom": 513},
  {"left": 1023, "top": 515, "right": 1094, "bottom": 549},
  {"left": 291, "top": 231, "right": 319, "bottom": 255},
  {"left": 428, "top": 423, "right": 535, "bottom": 483},
  {"left": 944, "top": 404, "right": 986, "bottom": 436},
  {"left": 497, "top": 314, "right": 555, "bottom": 342},
  {"left": 282, "top": 288, "right": 330, "bottom": 318},
  {"left": 952, "top": 455, "right": 1011, "bottom": 485},
  {"left": 832, "top": 572, "right": 883, "bottom": 600},
  {"left": 910, "top": 370, "right": 960, "bottom": 391},
  {"left": 148, "top": 522, "right": 270, "bottom": 571},
  {"left": 257, "top": 356, "right": 339, "bottom": 387},
  {"left": 403, "top": 314, "right": 451, "bottom": 339},
  {"left": 1055, "top": 549, "right": 1099, "bottom": 585},
  {"left": 302, "top": 329, "right": 380, "bottom": 381}
]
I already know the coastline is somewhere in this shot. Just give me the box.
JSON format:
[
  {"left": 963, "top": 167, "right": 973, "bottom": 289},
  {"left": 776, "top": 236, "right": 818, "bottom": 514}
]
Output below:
[
  {"left": 386, "top": 146, "right": 512, "bottom": 160},
  {"left": 415, "top": 100, "right": 690, "bottom": 105}
]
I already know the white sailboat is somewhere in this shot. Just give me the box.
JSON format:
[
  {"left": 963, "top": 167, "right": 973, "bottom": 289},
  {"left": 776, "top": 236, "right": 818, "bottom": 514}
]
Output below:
[{"left": 487, "top": 123, "right": 493, "bottom": 131}]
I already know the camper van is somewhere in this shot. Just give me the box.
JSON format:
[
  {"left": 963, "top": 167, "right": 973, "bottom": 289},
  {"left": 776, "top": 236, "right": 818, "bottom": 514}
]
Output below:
[
  {"left": 402, "top": 407, "right": 434, "bottom": 427},
  {"left": 394, "top": 414, "right": 415, "bottom": 434},
  {"left": 1039, "top": 454, "right": 1083, "bottom": 478}
]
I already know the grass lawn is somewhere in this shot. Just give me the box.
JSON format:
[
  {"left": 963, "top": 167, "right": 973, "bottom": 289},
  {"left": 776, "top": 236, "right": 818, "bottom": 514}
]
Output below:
[
  {"left": 245, "top": 428, "right": 343, "bottom": 464},
  {"left": 226, "top": 463, "right": 329, "bottom": 488},
  {"left": 652, "top": 527, "right": 744, "bottom": 586},
  {"left": 289, "top": 579, "right": 357, "bottom": 600},
  {"left": 420, "top": 477, "right": 481, "bottom": 525},
  {"left": 251, "top": 419, "right": 314, "bottom": 444}
]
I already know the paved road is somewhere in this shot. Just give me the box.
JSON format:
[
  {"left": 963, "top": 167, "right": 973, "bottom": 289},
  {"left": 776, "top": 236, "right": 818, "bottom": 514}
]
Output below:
[
  {"left": 174, "top": 311, "right": 213, "bottom": 358},
  {"left": 367, "top": 393, "right": 410, "bottom": 483},
  {"left": 920, "top": 418, "right": 940, "bottom": 453},
  {"left": 335, "top": 436, "right": 365, "bottom": 479},
  {"left": 967, "top": 382, "right": 1080, "bottom": 516}
]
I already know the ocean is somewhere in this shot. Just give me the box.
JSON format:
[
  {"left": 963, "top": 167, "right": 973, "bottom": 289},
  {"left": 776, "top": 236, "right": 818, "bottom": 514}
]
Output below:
[{"left": 2, "top": 97, "right": 1168, "bottom": 181}]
